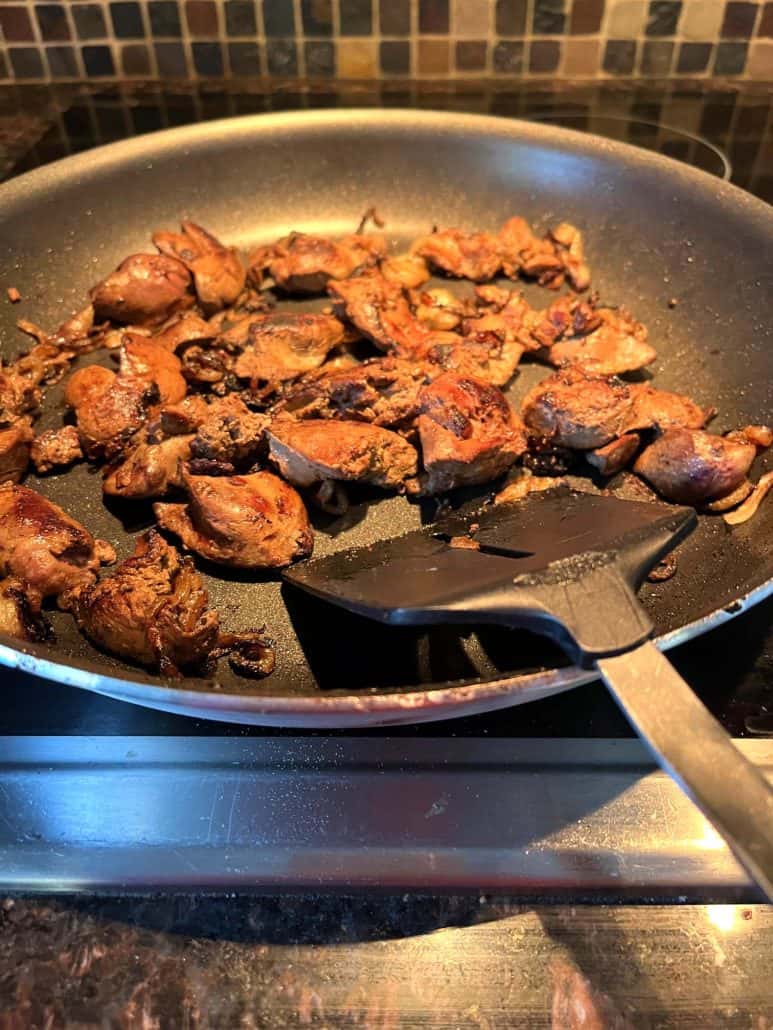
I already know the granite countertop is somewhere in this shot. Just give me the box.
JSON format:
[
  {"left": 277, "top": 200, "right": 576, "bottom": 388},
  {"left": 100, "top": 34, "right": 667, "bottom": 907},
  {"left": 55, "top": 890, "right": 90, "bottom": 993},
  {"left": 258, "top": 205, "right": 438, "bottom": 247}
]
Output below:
[
  {"left": 0, "top": 77, "right": 772, "bottom": 1027},
  {"left": 1, "top": 895, "right": 772, "bottom": 1027}
]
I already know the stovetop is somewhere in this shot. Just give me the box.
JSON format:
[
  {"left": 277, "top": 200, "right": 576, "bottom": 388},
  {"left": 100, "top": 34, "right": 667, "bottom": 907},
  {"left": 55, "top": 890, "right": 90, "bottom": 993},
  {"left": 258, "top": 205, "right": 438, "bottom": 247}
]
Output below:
[{"left": 0, "top": 79, "right": 771, "bottom": 742}]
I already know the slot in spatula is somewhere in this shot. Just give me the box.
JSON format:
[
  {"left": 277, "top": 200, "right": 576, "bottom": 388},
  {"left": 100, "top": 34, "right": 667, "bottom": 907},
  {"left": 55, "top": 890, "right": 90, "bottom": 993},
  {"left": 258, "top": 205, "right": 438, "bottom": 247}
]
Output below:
[{"left": 284, "top": 486, "right": 773, "bottom": 898}]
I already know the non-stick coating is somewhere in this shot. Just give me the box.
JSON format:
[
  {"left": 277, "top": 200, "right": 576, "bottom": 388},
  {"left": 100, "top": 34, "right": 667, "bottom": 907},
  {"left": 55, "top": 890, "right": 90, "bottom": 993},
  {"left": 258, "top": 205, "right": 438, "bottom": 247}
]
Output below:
[{"left": 0, "top": 109, "right": 771, "bottom": 726}]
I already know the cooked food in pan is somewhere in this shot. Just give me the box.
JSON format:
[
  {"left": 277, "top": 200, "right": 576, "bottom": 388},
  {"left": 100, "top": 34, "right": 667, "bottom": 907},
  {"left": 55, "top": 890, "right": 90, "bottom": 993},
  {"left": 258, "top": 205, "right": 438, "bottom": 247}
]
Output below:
[{"left": 0, "top": 214, "right": 768, "bottom": 679}]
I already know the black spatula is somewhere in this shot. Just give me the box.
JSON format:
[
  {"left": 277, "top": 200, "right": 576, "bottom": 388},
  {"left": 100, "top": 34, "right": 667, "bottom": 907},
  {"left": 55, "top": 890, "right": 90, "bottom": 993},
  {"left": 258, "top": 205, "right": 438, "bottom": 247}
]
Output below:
[{"left": 284, "top": 486, "right": 773, "bottom": 898}]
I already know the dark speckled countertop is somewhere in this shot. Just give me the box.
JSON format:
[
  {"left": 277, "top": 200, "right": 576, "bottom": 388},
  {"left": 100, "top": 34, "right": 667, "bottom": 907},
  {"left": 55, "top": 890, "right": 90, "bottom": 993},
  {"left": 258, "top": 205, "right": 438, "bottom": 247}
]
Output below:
[{"left": 0, "top": 78, "right": 772, "bottom": 1028}]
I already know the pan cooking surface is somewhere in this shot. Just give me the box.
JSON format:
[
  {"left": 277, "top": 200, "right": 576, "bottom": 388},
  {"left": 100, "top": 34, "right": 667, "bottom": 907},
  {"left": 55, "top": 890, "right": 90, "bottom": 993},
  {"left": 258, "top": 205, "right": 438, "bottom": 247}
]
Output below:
[{"left": 0, "top": 110, "right": 771, "bottom": 725}]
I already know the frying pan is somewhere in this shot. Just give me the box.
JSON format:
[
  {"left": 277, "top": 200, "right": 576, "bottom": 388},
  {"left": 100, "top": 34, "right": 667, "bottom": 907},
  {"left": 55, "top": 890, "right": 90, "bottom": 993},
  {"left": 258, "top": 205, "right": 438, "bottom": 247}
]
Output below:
[{"left": 0, "top": 109, "right": 770, "bottom": 728}]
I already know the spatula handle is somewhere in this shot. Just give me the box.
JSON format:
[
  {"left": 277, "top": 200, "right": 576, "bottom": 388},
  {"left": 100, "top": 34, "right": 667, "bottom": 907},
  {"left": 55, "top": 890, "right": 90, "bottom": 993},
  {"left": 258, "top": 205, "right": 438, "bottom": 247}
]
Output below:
[{"left": 598, "top": 641, "right": 773, "bottom": 900}]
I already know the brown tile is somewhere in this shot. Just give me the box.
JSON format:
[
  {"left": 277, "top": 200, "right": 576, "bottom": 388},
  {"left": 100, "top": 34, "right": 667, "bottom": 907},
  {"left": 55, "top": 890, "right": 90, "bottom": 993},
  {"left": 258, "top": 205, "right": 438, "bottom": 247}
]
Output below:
[
  {"left": 185, "top": 0, "right": 218, "bottom": 35},
  {"left": 570, "top": 0, "right": 604, "bottom": 33},
  {"left": 563, "top": 37, "right": 600, "bottom": 73},
  {"left": 721, "top": 1, "right": 759, "bottom": 38},
  {"left": 337, "top": 38, "right": 377, "bottom": 77},
  {"left": 419, "top": 0, "right": 450, "bottom": 33},
  {"left": 121, "top": 42, "right": 151, "bottom": 74},
  {"left": 418, "top": 37, "right": 449, "bottom": 72},
  {"left": 0, "top": 6, "right": 35, "bottom": 42},
  {"left": 455, "top": 39, "right": 487, "bottom": 69},
  {"left": 36, "top": 5, "right": 71, "bottom": 41},
  {"left": 759, "top": 2, "right": 773, "bottom": 35},
  {"left": 746, "top": 38, "right": 773, "bottom": 74},
  {"left": 529, "top": 38, "right": 561, "bottom": 71},
  {"left": 380, "top": 39, "right": 410, "bottom": 73},
  {"left": 453, "top": 0, "right": 490, "bottom": 35},
  {"left": 380, "top": 0, "right": 410, "bottom": 34}
]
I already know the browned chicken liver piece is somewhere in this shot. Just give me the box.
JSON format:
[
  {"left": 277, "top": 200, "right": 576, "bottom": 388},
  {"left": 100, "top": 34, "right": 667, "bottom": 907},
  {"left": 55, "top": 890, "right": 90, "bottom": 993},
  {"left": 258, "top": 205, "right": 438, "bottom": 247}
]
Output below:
[
  {"left": 250, "top": 232, "right": 386, "bottom": 294},
  {"left": 157, "top": 394, "right": 212, "bottom": 435},
  {"left": 425, "top": 331, "right": 524, "bottom": 389},
  {"left": 0, "top": 483, "right": 114, "bottom": 606},
  {"left": 0, "top": 418, "right": 33, "bottom": 483},
  {"left": 586, "top": 433, "right": 641, "bottom": 477},
  {"left": 90, "top": 253, "right": 194, "bottom": 327},
  {"left": 328, "top": 270, "right": 458, "bottom": 359},
  {"left": 103, "top": 434, "right": 193, "bottom": 499},
  {"left": 30, "top": 425, "right": 83, "bottom": 474},
  {"left": 417, "top": 373, "right": 527, "bottom": 493},
  {"left": 189, "top": 397, "right": 267, "bottom": 466},
  {"left": 627, "top": 384, "right": 714, "bottom": 431},
  {"left": 0, "top": 576, "right": 51, "bottom": 641},
  {"left": 498, "top": 216, "right": 565, "bottom": 287},
  {"left": 548, "top": 308, "right": 656, "bottom": 375},
  {"left": 146, "top": 313, "right": 213, "bottom": 354},
  {"left": 413, "top": 229, "right": 502, "bottom": 282},
  {"left": 411, "top": 287, "right": 473, "bottom": 331},
  {"left": 0, "top": 366, "right": 42, "bottom": 425},
  {"left": 69, "top": 528, "right": 220, "bottom": 675},
  {"left": 267, "top": 419, "right": 418, "bottom": 490},
  {"left": 518, "top": 292, "right": 602, "bottom": 350},
  {"left": 276, "top": 356, "right": 431, "bottom": 428},
  {"left": 233, "top": 313, "right": 349, "bottom": 383},
  {"left": 549, "top": 223, "right": 591, "bottom": 292},
  {"left": 380, "top": 253, "right": 431, "bottom": 290},
  {"left": 153, "top": 222, "right": 246, "bottom": 313},
  {"left": 64, "top": 365, "right": 157, "bottom": 459},
  {"left": 154, "top": 470, "right": 313, "bottom": 568},
  {"left": 634, "top": 428, "right": 757, "bottom": 505},
  {"left": 119, "top": 335, "right": 188, "bottom": 404},
  {"left": 521, "top": 366, "right": 636, "bottom": 450}
]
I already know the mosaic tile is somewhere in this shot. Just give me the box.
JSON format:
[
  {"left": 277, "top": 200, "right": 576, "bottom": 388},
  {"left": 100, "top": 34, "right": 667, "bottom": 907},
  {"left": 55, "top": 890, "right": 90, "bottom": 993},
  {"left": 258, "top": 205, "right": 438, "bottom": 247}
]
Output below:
[
  {"left": 121, "top": 41, "right": 151, "bottom": 73},
  {"left": 530, "top": 39, "right": 561, "bottom": 70},
  {"left": 337, "top": 38, "right": 377, "bottom": 75},
  {"left": 154, "top": 40, "right": 187, "bottom": 75},
  {"left": 606, "top": 0, "right": 647, "bottom": 37},
  {"left": 640, "top": 38, "right": 674, "bottom": 73},
  {"left": 720, "top": 2, "right": 759, "bottom": 39},
  {"left": 0, "top": 7, "right": 35, "bottom": 43},
  {"left": 36, "top": 5, "right": 71, "bottom": 41},
  {"left": 493, "top": 38, "right": 524, "bottom": 71},
  {"left": 645, "top": 0, "right": 681, "bottom": 36},
  {"left": 109, "top": 2, "right": 144, "bottom": 38},
  {"left": 747, "top": 38, "right": 773, "bottom": 74},
  {"left": 533, "top": 0, "right": 566, "bottom": 33},
  {"left": 564, "top": 37, "right": 601, "bottom": 73},
  {"left": 225, "top": 1, "right": 257, "bottom": 35},
  {"left": 455, "top": 39, "right": 488, "bottom": 69},
  {"left": 81, "top": 43, "right": 115, "bottom": 74},
  {"left": 454, "top": 0, "right": 491, "bottom": 36},
  {"left": 266, "top": 38, "right": 298, "bottom": 74},
  {"left": 675, "top": 41, "right": 712, "bottom": 73},
  {"left": 570, "top": 0, "right": 604, "bottom": 34},
  {"left": 193, "top": 40, "right": 223, "bottom": 74},
  {"left": 758, "top": 3, "right": 773, "bottom": 36},
  {"left": 380, "top": 0, "right": 411, "bottom": 34},
  {"left": 603, "top": 37, "right": 636, "bottom": 71},
  {"left": 305, "top": 39, "right": 335, "bottom": 74},
  {"left": 340, "top": 0, "right": 372, "bottom": 35},
  {"left": 263, "top": 1, "right": 295, "bottom": 36},
  {"left": 680, "top": 0, "right": 724, "bottom": 41},
  {"left": 713, "top": 39, "right": 748, "bottom": 73},
  {"left": 418, "top": 37, "right": 449, "bottom": 72},
  {"left": 228, "top": 40, "right": 261, "bottom": 74},
  {"left": 72, "top": 5, "right": 108, "bottom": 39},
  {"left": 496, "top": 0, "right": 527, "bottom": 34},
  {"left": 419, "top": 0, "right": 450, "bottom": 33},
  {"left": 380, "top": 39, "right": 411, "bottom": 73},
  {"left": 186, "top": 1, "right": 219, "bottom": 36},
  {"left": 301, "top": 0, "right": 334, "bottom": 37}
]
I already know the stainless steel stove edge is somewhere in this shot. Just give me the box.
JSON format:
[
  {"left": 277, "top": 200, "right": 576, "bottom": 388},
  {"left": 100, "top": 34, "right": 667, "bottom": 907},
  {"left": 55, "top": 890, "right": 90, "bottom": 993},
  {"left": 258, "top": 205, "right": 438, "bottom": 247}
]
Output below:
[{"left": 0, "top": 737, "right": 770, "bottom": 898}]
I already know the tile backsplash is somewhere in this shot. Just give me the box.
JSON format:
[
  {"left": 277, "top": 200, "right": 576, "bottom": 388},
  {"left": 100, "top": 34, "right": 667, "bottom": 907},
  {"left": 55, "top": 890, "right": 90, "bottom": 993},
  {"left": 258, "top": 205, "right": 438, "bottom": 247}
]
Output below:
[{"left": 0, "top": 0, "right": 771, "bottom": 83}]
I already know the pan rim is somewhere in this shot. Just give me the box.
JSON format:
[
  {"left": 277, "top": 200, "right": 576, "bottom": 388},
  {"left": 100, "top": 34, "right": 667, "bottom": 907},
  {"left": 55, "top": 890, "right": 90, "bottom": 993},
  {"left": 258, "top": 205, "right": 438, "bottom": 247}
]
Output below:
[{"left": 0, "top": 106, "right": 771, "bottom": 724}]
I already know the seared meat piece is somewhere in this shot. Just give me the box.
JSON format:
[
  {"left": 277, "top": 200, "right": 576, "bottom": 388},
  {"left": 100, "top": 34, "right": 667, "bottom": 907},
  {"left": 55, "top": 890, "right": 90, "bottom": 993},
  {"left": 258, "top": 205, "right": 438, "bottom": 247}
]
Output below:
[
  {"left": 189, "top": 397, "right": 267, "bottom": 466},
  {"left": 498, "top": 217, "right": 590, "bottom": 291},
  {"left": 499, "top": 216, "right": 564, "bottom": 287},
  {"left": 276, "top": 356, "right": 430, "bottom": 428},
  {"left": 628, "top": 384, "right": 714, "bottom": 431},
  {"left": 0, "top": 365, "right": 42, "bottom": 425},
  {"left": 0, "top": 418, "right": 33, "bottom": 483},
  {"left": 380, "top": 253, "right": 430, "bottom": 289},
  {"left": 149, "top": 312, "right": 213, "bottom": 353},
  {"left": 103, "top": 434, "right": 192, "bottom": 499},
  {"left": 31, "top": 425, "right": 83, "bottom": 474},
  {"left": 233, "top": 313, "right": 349, "bottom": 383},
  {"left": 426, "top": 331, "right": 523, "bottom": 389},
  {"left": 586, "top": 433, "right": 640, "bottom": 477},
  {"left": 465, "top": 288, "right": 533, "bottom": 344},
  {"left": 178, "top": 343, "right": 233, "bottom": 387},
  {"left": 634, "top": 428, "right": 757, "bottom": 505},
  {"left": 154, "top": 470, "right": 313, "bottom": 568},
  {"left": 413, "top": 228, "right": 502, "bottom": 282},
  {"left": 156, "top": 395, "right": 211, "bottom": 436},
  {"left": 153, "top": 221, "right": 245, "bottom": 313},
  {"left": 0, "top": 483, "right": 114, "bottom": 605},
  {"left": 70, "top": 529, "right": 219, "bottom": 674},
  {"left": 549, "top": 223, "right": 591, "bottom": 292},
  {"left": 548, "top": 307, "right": 656, "bottom": 375},
  {"left": 64, "top": 365, "right": 157, "bottom": 459},
  {"left": 328, "top": 271, "right": 458, "bottom": 359},
  {"left": 411, "top": 287, "right": 472, "bottom": 331},
  {"left": 495, "top": 468, "right": 567, "bottom": 504},
  {"left": 417, "top": 373, "right": 526, "bottom": 493},
  {"left": 267, "top": 419, "right": 418, "bottom": 490},
  {"left": 520, "top": 292, "right": 602, "bottom": 350},
  {"left": 522, "top": 366, "right": 635, "bottom": 450},
  {"left": 90, "top": 254, "right": 194, "bottom": 327},
  {"left": 250, "top": 232, "right": 385, "bottom": 295},
  {"left": 0, "top": 577, "right": 51, "bottom": 642},
  {"left": 119, "top": 335, "right": 188, "bottom": 404}
]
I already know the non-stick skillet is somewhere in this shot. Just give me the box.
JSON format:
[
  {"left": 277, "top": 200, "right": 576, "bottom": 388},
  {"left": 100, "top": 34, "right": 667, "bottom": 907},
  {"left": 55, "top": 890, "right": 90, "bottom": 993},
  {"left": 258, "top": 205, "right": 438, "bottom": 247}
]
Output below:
[{"left": 0, "top": 109, "right": 770, "bottom": 727}]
